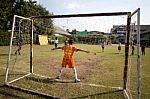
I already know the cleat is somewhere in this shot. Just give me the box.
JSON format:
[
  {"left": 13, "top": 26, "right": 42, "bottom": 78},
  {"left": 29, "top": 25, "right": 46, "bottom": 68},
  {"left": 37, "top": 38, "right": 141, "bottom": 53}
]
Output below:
[
  {"left": 75, "top": 79, "right": 81, "bottom": 83},
  {"left": 55, "top": 76, "right": 60, "bottom": 79}
]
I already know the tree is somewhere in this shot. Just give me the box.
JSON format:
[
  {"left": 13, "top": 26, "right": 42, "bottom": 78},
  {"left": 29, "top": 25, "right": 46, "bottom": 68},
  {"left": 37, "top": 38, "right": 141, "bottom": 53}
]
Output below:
[
  {"left": 0, "top": 0, "right": 54, "bottom": 45},
  {"left": 108, "top": 34, "right": 116, "bottom": 43},
  {"left": 72, "top": 29, "right": 77, "bottom": 34},
  {"left": 0, "top": 0, "right": 15, "bottom": 31},
  {"left": 0, "top": 0, "right": 53, "bottom": 34}
]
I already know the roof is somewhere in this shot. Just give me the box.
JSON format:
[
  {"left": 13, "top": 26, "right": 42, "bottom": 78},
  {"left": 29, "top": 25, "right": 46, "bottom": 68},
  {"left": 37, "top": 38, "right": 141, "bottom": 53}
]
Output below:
[
  {"left": 76, "top": 31, "right": 89, "bottom": 36},
  {"left": 54, "top": 25, "right": 71, "bottom": 36}
]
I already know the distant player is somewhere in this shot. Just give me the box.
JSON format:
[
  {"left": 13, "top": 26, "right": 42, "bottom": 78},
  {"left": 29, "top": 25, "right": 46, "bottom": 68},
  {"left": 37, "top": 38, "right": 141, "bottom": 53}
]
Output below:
[
  {"left": 118, "top": 43, "right": 121, "bottom": 54},
  {"left": 15, "top": 35, "right": 23, "bottom": 55},
  {"left": 101, "top": 42, "right": 105, "bottom": 52},
  {"left": 131, "top": 45, "right": 135, "bottom": 55},
  {"left": 141, "top": 45, "right": 145, "bottom": 55},
  {"left": 51, "top": 39, "right": 90, "bottom": 83},
  {"left": 54, "top": 37, "right": 59, "bottom": 48}
]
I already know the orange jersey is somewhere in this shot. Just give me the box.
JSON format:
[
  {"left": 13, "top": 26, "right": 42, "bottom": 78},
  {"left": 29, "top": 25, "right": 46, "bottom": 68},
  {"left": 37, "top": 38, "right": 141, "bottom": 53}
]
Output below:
[{"left": 61, "top": 45, "right": 76, "bottom": 68}]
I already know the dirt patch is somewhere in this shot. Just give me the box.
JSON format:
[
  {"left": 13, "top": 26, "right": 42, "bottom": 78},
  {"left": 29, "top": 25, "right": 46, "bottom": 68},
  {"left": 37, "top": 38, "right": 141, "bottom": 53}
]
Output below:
[
  {"left": 75, "top": 55, "right": 103, "bottom": 80},
  {"left": 33, "top": 54, "right": 110, "bottom": 82}
]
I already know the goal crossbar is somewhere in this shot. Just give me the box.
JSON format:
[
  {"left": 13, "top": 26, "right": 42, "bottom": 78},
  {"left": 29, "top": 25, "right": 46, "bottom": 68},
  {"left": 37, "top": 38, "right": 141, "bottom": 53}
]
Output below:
[{"left": 31, "top": 12, "right": 131, "bottom": 19}]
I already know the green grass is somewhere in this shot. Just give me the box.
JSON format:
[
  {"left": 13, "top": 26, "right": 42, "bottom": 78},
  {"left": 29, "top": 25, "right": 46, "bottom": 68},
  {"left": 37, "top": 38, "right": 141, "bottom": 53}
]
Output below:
[{"left": 0, "top": 44, "right": 150, "bottom": 99}]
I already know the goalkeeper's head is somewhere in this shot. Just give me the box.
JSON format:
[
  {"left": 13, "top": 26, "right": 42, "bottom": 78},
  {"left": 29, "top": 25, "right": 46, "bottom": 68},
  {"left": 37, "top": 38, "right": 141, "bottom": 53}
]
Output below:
[{"left": 68, "top": 39, "right": 73, "bottom": 45}]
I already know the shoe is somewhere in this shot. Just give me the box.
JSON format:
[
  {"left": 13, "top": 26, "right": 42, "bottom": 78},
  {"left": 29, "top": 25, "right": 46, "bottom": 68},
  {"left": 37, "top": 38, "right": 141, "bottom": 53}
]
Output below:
[
  {"left": 75, "top": 79, "right": 81, "bottom": 83},
  {"left": 55, "top": 76, "right": 60, "bottom": 79}
]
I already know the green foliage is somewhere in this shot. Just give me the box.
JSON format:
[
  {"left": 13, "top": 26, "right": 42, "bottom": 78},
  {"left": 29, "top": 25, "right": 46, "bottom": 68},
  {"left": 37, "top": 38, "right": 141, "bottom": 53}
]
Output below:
[
  {"left": 0, "top": 0, "right": 54, "bottom": 45},
  {"left": 59, "top": 36, "right": 68, "bottom": 43},
  {"left": 0, "top": 0, "right": 14, "bottom": 31},
  {"left": 34, "top": 18, "right": 54, "bottom": 35},
  {"left": 75, "top": 35, "right": 106, "bottom": 44},
  {"left": 108, "top": 34, "right": 116, "bottom": 40},
  {"left": 71, "top": 29, "right": 77, "bottom": 35},
  {"left": 0, "top": 0, "right": 53, "bottom": 32},
  {"left": 0, "top": 31, "right": 11, "bottom": 46}
]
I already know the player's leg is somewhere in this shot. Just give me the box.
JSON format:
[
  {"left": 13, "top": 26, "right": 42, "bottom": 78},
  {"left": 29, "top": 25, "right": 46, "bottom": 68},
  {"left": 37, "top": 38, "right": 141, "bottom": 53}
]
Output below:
[
  {"left": 72, "top": 67, "right": 80, "bottom": 82},
  {"left": 18, "top": 46, "right": 21, "bottom": 55},
  {"left": 56, "top": 67, "right": 64, "bottom": 79}
]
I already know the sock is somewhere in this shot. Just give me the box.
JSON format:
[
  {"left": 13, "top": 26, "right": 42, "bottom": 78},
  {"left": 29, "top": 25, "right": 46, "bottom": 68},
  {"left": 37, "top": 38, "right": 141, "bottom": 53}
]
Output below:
[
  {"left": 73, "top": 67, "right": 78, "bottom": 80},
  {"left": 58, "top": 67, "right": 64, "bottom": 78}
]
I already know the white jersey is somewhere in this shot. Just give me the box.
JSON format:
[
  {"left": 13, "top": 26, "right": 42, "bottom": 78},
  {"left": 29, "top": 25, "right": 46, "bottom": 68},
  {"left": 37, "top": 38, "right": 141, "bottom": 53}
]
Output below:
[{"left": 55, "top": 39, "right": 58, "bottom": 44}]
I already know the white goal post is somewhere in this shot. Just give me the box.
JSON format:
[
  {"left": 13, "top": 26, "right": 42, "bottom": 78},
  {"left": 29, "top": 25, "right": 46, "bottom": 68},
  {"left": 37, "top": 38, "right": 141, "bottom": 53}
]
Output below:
[{"left": 5, "top": 15, "right": 33, "bottom": 83}]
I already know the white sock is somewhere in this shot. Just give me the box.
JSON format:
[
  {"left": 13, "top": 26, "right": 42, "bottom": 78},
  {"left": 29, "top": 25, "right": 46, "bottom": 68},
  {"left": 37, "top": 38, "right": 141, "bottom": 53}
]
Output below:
[
  {"left": 73, "top": 67, "right": 78, "bottom": 80},
  {"left": 58, "top": 67, "right": 64, "bottom": 77}
]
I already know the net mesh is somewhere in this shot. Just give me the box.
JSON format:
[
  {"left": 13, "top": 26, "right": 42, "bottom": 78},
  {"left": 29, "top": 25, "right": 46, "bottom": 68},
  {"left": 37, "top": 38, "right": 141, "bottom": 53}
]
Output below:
[
  {"left": 6, "top": 14, "right": 138, "bottom": 98},
  {"left": 127, "top": 12, "right": 138, "bottom": 99},
  {"left": 6, "top": 16, "right": 31, "bottom": 83}
]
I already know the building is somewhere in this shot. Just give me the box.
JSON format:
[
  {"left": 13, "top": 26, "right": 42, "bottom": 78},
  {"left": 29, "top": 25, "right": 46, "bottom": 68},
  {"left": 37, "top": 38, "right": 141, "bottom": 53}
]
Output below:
[
  {"left": 111, "top": 25, "right": 126, "bottom": 36},
  {"left": 111, "top": 25, "right": 150, "bottom": 45},
  {"left": 111, "top": 25, "right": 126, "bottom": 43},
  {"left": 132, "top": 25, "right": 150, "bottom": 46},
  {"left": 54, "top": 25, "right": 71, "bottom": 37},
  {"left": 140, "top": 30, "right": 150, "bottom": 46}
]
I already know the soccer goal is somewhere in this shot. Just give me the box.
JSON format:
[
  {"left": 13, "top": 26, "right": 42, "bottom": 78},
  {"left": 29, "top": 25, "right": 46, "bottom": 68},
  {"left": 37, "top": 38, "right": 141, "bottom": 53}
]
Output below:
[{"left": 4, "top": 8, "right": 140, "bottom": 99}]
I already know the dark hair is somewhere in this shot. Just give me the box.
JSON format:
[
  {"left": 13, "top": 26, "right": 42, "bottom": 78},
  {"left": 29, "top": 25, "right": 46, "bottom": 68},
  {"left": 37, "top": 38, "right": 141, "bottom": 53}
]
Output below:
[
  {"left": 64, "top": 40, "right": 67, "bottom": 45},
  {"left": 68, "top": 39, "right": 73, "bottom": 45}
]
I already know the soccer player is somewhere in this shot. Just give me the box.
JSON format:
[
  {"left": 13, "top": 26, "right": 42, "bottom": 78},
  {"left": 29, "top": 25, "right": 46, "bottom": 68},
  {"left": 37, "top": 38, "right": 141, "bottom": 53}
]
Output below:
[
  {"left": 51, "top": 39, "right": 90, "bottom": 82},
  {"left": 118, "top": 43, "right": 121, "bottom": 54}
]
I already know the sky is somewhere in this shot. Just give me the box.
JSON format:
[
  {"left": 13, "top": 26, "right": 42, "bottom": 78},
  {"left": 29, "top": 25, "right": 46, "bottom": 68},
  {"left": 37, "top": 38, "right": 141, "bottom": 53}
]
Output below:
[{"left": 34, "top": 0, "right": 150, "bottom": 32}]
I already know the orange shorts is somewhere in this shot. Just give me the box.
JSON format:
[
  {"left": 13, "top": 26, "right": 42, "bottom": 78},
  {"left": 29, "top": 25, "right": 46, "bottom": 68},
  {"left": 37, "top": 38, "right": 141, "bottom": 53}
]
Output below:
[{"left": 61, "top": 57, "right": 75, "bottom": 68}]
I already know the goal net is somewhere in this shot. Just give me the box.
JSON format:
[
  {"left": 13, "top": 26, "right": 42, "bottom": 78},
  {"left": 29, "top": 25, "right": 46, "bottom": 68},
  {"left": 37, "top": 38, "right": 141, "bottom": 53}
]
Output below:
[
  {"left": 127, "top": 9, "right": 141, "bottom": 99},
  {"left": 5, "top": 15, "right": 32, "bottom": 84},
  {"left": 5, "top": 10, "right": 140, "bottom": 98}
]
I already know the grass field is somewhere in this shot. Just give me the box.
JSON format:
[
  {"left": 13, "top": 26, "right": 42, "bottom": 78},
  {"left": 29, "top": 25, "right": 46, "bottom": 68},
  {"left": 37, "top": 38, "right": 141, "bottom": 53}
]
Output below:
[{"left": 0, "top": 44, "right": 150, "bottom": 99}]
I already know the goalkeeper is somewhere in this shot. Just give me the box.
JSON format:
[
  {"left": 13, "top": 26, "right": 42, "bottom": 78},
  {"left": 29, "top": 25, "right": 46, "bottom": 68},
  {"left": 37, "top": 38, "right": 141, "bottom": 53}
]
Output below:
[{"left": 51, "top": 39, "right": 90, "bottom": 83}]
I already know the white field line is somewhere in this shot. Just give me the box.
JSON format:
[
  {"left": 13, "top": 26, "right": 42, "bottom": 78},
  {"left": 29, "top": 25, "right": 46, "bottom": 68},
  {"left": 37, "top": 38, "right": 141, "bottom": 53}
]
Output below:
[
  {"left": 75, "top": 83, "right": 123, "bottom": 90},
  {"left": 32, "top": 73, "right": 123, "bottom": 90},
  {"left": 8, "top": 73, "right": 31, "bottom": 84}
]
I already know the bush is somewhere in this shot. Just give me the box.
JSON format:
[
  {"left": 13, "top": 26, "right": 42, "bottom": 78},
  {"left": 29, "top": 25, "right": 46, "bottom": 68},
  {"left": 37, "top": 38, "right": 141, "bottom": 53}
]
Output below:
[
  {"left": 0, "top": 31, "right": 11, "bottom": 46},
  {"left": 75, "top": 35, "right": 106, "bottom": 44}
]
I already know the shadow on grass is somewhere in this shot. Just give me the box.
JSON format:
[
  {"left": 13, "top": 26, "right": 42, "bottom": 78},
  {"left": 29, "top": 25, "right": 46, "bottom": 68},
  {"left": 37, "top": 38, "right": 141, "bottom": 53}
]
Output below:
[
  {"left": 71, "top": 89, "right": 124, "bottom": 99},
  {"left": 0, "top": 86, "right": 25, "bottom": 99},
  {"left": 0, "top": 73, "right": 26, "bottom": 77},
  {"left": 0, "top": 53, "right": 16, "bottom": 56},
  {"left": 0, "top": 54, "right": 8, "bottom": 56},
  {"left": 108, "top": 52, "right": 120, "bottom": 54},
  {"left": 25, "top": 76, "right": 57, "bottom": 84},
  {"left": 25, "top": 76, "right": 75, "bottom": 84},
  {"left": 97, "top": 51, "right": 103, "bottom": 53}
]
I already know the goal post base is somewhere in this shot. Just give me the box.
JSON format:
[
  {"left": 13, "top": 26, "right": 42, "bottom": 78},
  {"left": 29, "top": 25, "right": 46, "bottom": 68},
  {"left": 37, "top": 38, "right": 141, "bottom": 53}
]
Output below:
[
  {"left": 123, "top": 89, "right": 132, "bottom": 99},
  {"left": 4, "top": 83, "right": 60, "bottom": 99},
  {"left": 7, "top": 73, "right": 32, "bottom": 84}
]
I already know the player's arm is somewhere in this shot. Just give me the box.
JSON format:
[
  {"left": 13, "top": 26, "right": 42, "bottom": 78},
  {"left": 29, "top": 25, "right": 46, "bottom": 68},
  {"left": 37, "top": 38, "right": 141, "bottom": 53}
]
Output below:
[
  {"left": 51, "top": 47, "right": 63, "bottom": 50},
  {"left": 76, "top": 48, "right": 90, "bottom": 53}
]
